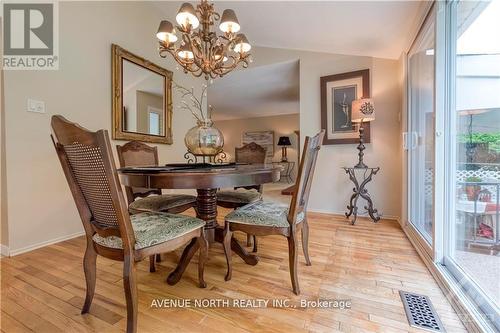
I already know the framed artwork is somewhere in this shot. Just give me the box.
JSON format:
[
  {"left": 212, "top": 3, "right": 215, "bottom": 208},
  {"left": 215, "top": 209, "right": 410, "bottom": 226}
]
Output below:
[
  {"left": 320, "top": 69, "right": 371, "bottom": 145},
  {"left": 242, "top": 130, "right": 274, "bottom": 162}
]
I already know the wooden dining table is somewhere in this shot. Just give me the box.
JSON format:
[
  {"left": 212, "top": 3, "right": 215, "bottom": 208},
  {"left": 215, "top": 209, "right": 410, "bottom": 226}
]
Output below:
[{"left": 118, "top": 163, "right": 281, "bottom": 285}]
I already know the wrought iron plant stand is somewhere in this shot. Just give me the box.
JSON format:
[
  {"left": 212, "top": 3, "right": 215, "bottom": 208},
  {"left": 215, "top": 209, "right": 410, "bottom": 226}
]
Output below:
[{"left": 343, "top": 167, "right": 381, "bottom": 225}]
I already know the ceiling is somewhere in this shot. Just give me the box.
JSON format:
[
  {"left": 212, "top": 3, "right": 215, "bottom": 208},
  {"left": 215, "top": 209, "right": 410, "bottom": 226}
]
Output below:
[
  {"left": 152, "top": 1, "right": 423, "bottom": 60},
  {"left": 208, "top": 60, "right": 299, "bottom": 120}
]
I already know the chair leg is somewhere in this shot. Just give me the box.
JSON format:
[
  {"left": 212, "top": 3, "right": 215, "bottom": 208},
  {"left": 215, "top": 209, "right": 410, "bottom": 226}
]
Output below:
[
  {"left": 197, "top": 231, "right": 208, "bottom": 288},
  {"left": 149, "top": 255, "right": 156, "bottom": 273},
  {"left": 287, "top": 234, "right": 300, "bottom": 295},
  {"left": 123, "top": 256, "right": 138, "bottom": 333},
  {"left": 223, "top": 223, "right": 233, "bottom": 281},
  {"left": 156, "top": 254, "right": 162, "bottom": 263},
  {"left": 246, "top": 234, "right": 252, "bottom": 247},
  {"left": 252, "top": 235, "right": 258, "bottom": 253},
  {"left": 81, "top": 241, "right": 97, "bottom": 314},
  {"left": 301, "top": 221, "right": 312, "bottom": 266}
]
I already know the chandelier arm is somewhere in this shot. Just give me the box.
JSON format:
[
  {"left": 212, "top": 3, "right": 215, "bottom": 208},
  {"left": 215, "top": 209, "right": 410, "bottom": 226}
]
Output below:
[
  {"left": 219, "top": 54, "right": 239, "bottom": 69},
  {"left": 191, "top": 32, "right": 205, "bottom": 59},
  {"left": 219, "top": 56, "right": 249, "bottom": 77},
  {"left": 160, "top": 45, "right": 197, "bottom": 70},
  {"left": 183, "top": 33, "right": 206, "bottom": 74}
]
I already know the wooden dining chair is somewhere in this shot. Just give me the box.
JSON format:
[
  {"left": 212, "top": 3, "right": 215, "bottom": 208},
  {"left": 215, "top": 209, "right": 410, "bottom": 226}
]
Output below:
[
  {"left": 117, "top": 141, "right": 197, "bottom": 272},
  {"left": 222, "top": 130, "right": 324, "bottom": 295},
  {"left": 217, "top": 142, "right": 267, "bottom": 252},
  {"left": 117, "top": 141, "right": 197, "bottom": 214},
  {"left": 51, "top": 115, "right": 208, "bottom": 333}
]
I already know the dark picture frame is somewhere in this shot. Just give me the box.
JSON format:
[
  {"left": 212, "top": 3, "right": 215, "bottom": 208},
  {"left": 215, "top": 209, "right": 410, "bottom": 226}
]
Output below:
[{"left": 320, "top": 69, "right": 371, "bottom": 145}]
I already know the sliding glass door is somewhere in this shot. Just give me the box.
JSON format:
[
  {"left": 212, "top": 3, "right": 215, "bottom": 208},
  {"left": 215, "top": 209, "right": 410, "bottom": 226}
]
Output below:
[
  {"left": 407, "top": 1, "right": 499, "bottom": 328},
  {"left": 408, "top": 7, "right": 436, "bottom": 248},
  {"left": 443, "top": 0, "right": 500, "bottom": 328}
]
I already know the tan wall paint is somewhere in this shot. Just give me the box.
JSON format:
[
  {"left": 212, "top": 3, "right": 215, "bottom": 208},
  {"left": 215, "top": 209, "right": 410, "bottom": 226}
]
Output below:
[
  {"left": 215, "top": 113, "right": 300, "bottom": 179},
  {"left": 3, "top": 2, "right": 204, "bottom": 254},
  {"left": 250, "top": 47, "right": 403, "bottom": 218},
  {"left": 3, "top": 5, "right": 405, "bottom": 253}
]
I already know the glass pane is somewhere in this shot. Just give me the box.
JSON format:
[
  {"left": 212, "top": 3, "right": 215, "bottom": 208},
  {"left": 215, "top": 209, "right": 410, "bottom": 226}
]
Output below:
[
  {"left": 408, "top": 9, "right": 435, "bottom": 245},
  {"left": 149, "top": 111, "right": 160, "bottom": 135},
  {"left": 450, "top": 0, "right": 500, "bottom": 323},
  {"left": 122, "top": 59, "right": 165, "bottom": 136}
]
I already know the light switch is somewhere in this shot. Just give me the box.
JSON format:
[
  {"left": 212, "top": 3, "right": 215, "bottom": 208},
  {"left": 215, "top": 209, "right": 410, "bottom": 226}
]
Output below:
[{"left": 27, "top": 99, "right": 45, "bottom": 114}]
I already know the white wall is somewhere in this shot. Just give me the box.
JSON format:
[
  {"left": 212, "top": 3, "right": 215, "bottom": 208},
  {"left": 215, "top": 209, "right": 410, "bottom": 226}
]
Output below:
[
  {"left": 250, "top": 47, "right": 403, "bottom": 218},
  {"left": 3, "top": 2, "right": 204, "bottom": 254}
]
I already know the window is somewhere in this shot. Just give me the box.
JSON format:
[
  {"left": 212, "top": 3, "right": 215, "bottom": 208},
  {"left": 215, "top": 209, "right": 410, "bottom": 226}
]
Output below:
[{"left": 148, "top": 107, "right": 161, "bottom": 136}]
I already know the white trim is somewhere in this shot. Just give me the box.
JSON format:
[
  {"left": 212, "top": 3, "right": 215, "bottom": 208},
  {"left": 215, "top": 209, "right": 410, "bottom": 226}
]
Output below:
[
  {"left": 7, "top": 231, "right": 85, "bottom": 257},
  {"left": 434, "top": 0, "right": 447, "bottom": 262},
  {"left": 405, "top": 1, "right": 435, "bottom": 54},
  {"left": 406, "top": 4, "right": 437, "bottom": 257},
  {"left": 403, "top": 220, "right": 433, "bottom": 259},
  {"left": 1, "top": 244, "right": 9, "bottom": 257}
]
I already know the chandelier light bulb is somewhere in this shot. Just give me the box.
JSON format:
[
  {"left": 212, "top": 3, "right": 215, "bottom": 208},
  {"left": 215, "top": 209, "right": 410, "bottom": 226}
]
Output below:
[
  {"left": 234, "top": 34, "right": 251, "bottom": 53},
  {"left": 177, "top": 44, "right": 194, "bottom": 59},
  {"left": 156, "top": 21, "right": 178, "bottom": 43},
  {"left": 176, "top": 3, "right": 200, "bottom": 29},
  {"left": 219, "top": 9, "right": 240, "bottom": 33},
  {"left": 214, "top": 53, "right": 228, "bottom": 62}
]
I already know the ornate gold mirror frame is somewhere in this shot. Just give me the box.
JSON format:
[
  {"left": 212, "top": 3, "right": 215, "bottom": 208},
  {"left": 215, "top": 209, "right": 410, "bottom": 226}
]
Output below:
[{"left": 112, "top": 44, "right": 173, "bottom": 144}]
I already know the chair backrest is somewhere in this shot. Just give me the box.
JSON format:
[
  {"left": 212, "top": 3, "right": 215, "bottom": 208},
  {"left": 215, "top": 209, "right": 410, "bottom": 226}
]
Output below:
[
  {"left": 51, "top": 115, "right": 136, "bottom": 252},
  {"left": 116, "top": 141, "right": 162, "bottom": 204},
  {"left": 288, "top": 130, "right": 325, "bottom": 225},
  {"left": 235, "top": 142, "right": 267, "bottom": 164}
]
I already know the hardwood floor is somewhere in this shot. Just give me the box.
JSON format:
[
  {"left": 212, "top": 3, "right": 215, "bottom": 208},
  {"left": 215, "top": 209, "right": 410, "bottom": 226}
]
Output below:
[{"left": 1, "top": 211, "right": 467, "bottom": 333}]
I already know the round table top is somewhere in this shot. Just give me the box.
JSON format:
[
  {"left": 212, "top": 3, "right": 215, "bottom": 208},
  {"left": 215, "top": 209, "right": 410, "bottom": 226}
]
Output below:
[{"left": 118, "top": 164, "right": 281, "bottom": 190}]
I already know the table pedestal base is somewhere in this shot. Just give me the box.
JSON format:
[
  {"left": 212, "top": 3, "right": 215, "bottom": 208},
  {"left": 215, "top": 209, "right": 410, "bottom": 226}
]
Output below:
[{"left": 167, "top": 188, "right": 259, "bottom": 285}]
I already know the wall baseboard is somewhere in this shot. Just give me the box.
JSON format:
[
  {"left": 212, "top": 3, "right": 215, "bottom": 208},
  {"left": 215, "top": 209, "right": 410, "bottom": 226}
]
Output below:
[
  {"left": 8, "top": 231, "right": 85, "bottom": 257},
  {"left": 1, "top": 244, "right": 9, "bottom": 257},
  {"left": 307, "top": 208, "right": 400, "bottom": 222}
]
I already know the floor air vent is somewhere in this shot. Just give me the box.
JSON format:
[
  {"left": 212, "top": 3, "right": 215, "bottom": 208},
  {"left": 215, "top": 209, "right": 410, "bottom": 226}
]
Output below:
[{"left": 399, "top": 291, "right": 446, "bottom": 332}]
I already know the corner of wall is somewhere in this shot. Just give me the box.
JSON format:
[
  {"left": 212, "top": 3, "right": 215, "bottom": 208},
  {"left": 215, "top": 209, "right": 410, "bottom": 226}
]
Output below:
[{"left": 0, "top": 18, "right": 9, "bottom": 250}]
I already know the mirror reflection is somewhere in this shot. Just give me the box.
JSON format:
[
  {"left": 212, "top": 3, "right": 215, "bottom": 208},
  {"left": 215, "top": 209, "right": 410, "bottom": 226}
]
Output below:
[{"left": 122, "top": 59, "right": 165, "bottom": 136}]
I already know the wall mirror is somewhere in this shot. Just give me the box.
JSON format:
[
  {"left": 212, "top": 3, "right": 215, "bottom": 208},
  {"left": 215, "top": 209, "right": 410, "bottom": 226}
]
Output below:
[{"left": 112, "top": 44, "right": 173, "bottom": 144}]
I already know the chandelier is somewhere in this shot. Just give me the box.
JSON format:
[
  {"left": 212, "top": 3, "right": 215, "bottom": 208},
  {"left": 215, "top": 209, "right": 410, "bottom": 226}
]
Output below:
[{"left": 156, "top": 0, "right": 252, "bottom": 80}]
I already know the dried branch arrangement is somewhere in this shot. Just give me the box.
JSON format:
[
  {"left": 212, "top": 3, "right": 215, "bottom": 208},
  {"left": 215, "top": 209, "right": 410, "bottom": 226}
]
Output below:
[{"left": 174, "top": 82, "right": 213, "bottom": 122}]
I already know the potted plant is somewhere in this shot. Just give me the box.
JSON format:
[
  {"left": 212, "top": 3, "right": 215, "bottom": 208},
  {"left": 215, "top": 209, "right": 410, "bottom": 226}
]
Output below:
[{"left": 463, "top": 176, "right": 482, "bottom": 201}]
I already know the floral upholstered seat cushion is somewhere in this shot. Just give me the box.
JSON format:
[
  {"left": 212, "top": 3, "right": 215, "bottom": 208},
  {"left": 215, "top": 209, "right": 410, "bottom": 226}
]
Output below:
[
  {"left": 92, "top": 212, "right": 205, "bottom": 250},
  {"left": 217, "top": 189, "right": 262, "bottom": 204},
  {"left": 225, "top": 201, "right": 305, "bottom": 228},
  {"left": 129, "top": 194, "right": 196, "bottom": 214}
]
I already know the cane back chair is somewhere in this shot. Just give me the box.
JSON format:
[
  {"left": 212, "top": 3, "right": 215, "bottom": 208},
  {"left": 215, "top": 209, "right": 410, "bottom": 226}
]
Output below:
[
  {"left": 51, "top": 115, "right": 207, "bottom": 333},
  {"left": 117, "top": 141, "right": 197, "bottom": 272},
  {"left": 116, "top": 141, "right": 196, "bottom": 215},
  {"left": 217, "top": 142, "right": 267, "bottom": 252},
  {"left": 223, "top": 131, "right": 324, "bottom": 295}
]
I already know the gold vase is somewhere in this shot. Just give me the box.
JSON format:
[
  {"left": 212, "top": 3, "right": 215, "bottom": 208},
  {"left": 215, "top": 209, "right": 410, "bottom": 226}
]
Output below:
[{"left": 184, "top": 119, "right": 224, "bottom": 155}]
